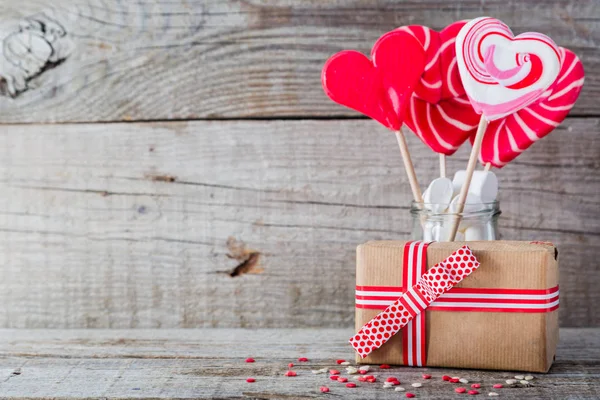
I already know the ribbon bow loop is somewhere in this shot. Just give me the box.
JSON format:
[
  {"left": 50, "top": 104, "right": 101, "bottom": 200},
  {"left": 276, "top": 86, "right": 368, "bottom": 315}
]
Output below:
[{"left": 350, "top": 245, "right": 480, "bottom": 359}]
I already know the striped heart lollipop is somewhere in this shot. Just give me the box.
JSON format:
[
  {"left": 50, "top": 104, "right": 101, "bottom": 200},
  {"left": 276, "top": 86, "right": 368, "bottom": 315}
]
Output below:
[
  {"left": 401, "top": 22, "right": 480, "bottom": 155},
  {"left": 478, "top": 47, "right": 584, "bottom": 167}
]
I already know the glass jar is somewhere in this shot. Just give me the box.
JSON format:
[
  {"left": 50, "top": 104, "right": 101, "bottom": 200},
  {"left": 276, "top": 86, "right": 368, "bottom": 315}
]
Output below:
[{"left": 410, "top": 201, "right": 500, "bottom": 242}]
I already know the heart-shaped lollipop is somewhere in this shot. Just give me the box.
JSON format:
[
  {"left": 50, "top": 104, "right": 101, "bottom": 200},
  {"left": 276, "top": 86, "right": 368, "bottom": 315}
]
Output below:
[
  {"left": 402, "top": 22, "right": 481, "bottom": 155},
  {"left": 478, "top": 47, "right": 585, "bottom": 167},
  {"left": 322, "top": 31, "right": 426, "bottom": 130},
  {"left": 456, "top": 17, "right": 562, "bottom": 121}
]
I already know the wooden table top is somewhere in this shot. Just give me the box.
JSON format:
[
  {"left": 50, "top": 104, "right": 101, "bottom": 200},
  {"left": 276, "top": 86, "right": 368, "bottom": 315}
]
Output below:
[{"left": 0, "top": 328, "right": 598, "bottom": 399}]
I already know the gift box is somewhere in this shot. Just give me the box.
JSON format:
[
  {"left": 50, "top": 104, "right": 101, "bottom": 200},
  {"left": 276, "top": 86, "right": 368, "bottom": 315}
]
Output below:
[{"left": 354, "top": 241, "right": 559, "bottom": 372}]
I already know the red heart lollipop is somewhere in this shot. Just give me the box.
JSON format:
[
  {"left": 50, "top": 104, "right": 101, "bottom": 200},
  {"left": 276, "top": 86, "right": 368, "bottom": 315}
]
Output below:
[
  {"left": 478, "top": 47, "right": 584, "bottom": 167},
  {"left": 395, "top": 25, "right": 443, "bottom": 104},
  {"left": 322, "top": 31, "right": 426, "bottom": 130},
  {"left": 401, "top": 22, "right": 481, "bottom": 155}
]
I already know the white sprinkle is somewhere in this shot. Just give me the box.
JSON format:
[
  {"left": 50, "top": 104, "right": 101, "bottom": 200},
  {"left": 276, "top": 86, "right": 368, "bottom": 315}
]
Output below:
[
  {"left": 312, "top": 368, "right": 328, "bottom": 374},
  {"left": 452, "top": 376, "right": 460, "bottom": 380},
  {"left": 346, "top": 366, "right": 358, "bottom": 375},
  {"left": 459, "top": 378, "right": 469, "bottom": 384},
  {"left": 520, "top": 380, "right": 529, "bottom": 385},
  {"left": 358, "top": 366, "right": 370, "bottom": 372},
  {"left": 488, "top": 392, "right": 499, "bottom": 397},
  {"left": 411, "top": 382, "right": 423, "bottom": 388},
  {"left": 352, "top": 376, "right": 361, "bottom": 381},
  {"left": 525, "top": 375, "right": 534, "bottom": 381},
  {"left": 383, "top": 384, "right": 394, "bottom": 389},
  {"left": 506, "top": 379, "right": 517, "bottom": 384},
  {"left": 340, "top": 361, "right": 351, "bottom": 365},
  {"left": 395, "top": 387, "right": 406, "bottom": 392},
  {"left": 515, "top": 375, "right": 525, "bottom": 380}
]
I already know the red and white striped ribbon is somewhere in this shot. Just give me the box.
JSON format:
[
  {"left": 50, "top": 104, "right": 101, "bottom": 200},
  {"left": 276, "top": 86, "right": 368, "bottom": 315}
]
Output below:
[
  {"left": 350, "top": 244, "right": 480, "bottom": 360},
  {"left": 356, "top": 286, "right": 560, "bottom": 313},
  {"left": 402, "top": 241, "right": 429, "bottom": 366}
]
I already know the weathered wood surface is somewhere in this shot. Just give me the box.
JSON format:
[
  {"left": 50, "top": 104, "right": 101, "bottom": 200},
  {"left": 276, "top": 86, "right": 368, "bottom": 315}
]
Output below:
[
  {"left": 0, "top": 119, "right": 597, "bottom": 329},
  {"left": 0, "top": 328, "right": 598, "bottom": 399},
  {"left": 0, "top": 0, "right": 597, "bottom": 123}
]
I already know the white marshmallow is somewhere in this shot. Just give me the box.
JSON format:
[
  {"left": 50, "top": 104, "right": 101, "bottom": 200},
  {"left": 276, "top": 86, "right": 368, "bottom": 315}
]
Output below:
[
  {"left": 423, "top": 177, "right": 453, "bottom": 213},
  {"left": 431, "top": 220, "right": 465, "bottom": 242},
  {"left": 464, "top": 222, "right": 497, "bottom": 241},
  {"left": 423, "top": 221, "right": 435, "bottom": 242},
  {"left": 452, "top": 170, "right": 499, "bottom": 203},
  {"left": 449, "top": 193, "right": 484, "bottom": 214},
  {"left": 465, "top": 225, "right": 486, "bottom": 241},
  {"left": 431, "top": 223, "right": 445, "bottom": 241},
  {"left": 455, "top": 230, "right": 465, "bottom": 241}
]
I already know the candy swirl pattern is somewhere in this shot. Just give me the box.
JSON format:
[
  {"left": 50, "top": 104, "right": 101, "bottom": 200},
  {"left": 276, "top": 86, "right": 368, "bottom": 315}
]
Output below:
[{"left": 456, "top": 17, "right": 562, "bottom": 121}]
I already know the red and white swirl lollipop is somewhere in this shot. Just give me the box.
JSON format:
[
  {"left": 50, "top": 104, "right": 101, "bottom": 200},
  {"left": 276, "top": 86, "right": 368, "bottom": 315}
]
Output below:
[
  {"left": 457, "top": 17, "right": 562, "bottom": 122},
  {"left": 450, "top": 17, "right": 575, "bottom": 240}
]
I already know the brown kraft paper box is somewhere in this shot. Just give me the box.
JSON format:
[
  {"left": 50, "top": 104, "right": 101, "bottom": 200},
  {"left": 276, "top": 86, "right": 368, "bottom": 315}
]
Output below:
[{"left": 355, "top": 241, "right": 559, "bottom": 372}]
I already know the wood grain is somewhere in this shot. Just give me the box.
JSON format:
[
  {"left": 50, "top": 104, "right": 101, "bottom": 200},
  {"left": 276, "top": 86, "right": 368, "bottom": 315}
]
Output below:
[
  {"left": 0, "top": 0, "right": 596, "bottom": 122},
  {"left": 0, "top": 118, "right": 597, "bottom": 328},
  {"left": 0, "top": 328, "right": 598, "bottom": 399}
]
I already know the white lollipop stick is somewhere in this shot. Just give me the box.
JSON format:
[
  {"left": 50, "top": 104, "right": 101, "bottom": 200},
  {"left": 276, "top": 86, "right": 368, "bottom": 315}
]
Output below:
[
  {"left": 448, "top": 116, "right": 488, "bottom": 241},
  {"left": 439, "top": 154, "right": 446, "bottom": 178},
  {"left": 484, "top": 162, "right": 492, "bottom": 172},
  {"left": 395, "top": 129, "right": 423, "bottom": 203}
]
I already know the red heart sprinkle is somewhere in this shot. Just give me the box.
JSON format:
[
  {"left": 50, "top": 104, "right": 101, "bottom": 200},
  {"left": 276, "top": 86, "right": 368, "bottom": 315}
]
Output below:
[
  {"left": 288, "top": 363, "right": 294, "bottom": 368},
  {"left": 358, "top": 370, "right": 368, "bottom": 375},
  {"left": 468, "top": 390, "right": 479, "bottom": 395},
  {"left": 358, "top": 376, "right": 367, "bottom": 382},
  {"left": 455, "top": 387, "right": 466, "bottom": 393},
  {"left": 329, "top": 369, "right": 340, "bottom": 375},
  {"left": 406, "top": 393, "right": 416, "bottom": 398},
  {"left": 329, "top": 375, "right": 339, "bottom": 381},
  {"left": 442, "top": 375, "right": 451, "bottom": 381},
  {"left": 336, "top": 359, "right": 345, "bottom": 364},
  {"left": 320, "top": 386, "right": 329, "bottom": 393},
  {"left": 346, "top": 383, "right": 357, "bottom": 388},
  {"left": 380, "top": 364, "right": 391, "bottom": 369},
  {"left": 471, "top": 384, "right": 481, "bottom": 389},
  {"left": 493, "top": 384, "right": 503, "bottom": 389},
  {"left": 245, "top": 358, "right": 255, "bottom": 363},
  {"left": 246, "top": 378, "right": 255, "bottom": 383},
  {"left": 284, "top": 371, "right": 296, "bottom": 377},
  {"left": 337, "top": 377, "right": 348, "bottom": 383},
  {"left": 298, "top": 357, "right": 309, "bottom": 362},
  {"left": 422, "top": 374, "right": 432, "bottom": 379},
  {"left": 450, "top": 378, "right": 460, "bottom": 383}
]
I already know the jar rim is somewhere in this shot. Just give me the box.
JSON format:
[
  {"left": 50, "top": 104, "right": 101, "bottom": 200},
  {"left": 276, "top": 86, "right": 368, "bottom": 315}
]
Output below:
[{"left": 410, "top": 200, "right": 500, "bottom": 217}]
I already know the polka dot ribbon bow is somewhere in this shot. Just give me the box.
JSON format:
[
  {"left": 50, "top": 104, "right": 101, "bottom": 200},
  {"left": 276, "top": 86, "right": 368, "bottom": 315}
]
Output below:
[{"left": 350, "top": 245, "right": 480, "bottom": 358}]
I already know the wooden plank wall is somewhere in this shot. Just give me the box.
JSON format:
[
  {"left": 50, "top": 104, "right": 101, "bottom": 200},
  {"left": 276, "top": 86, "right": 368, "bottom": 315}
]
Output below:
[{"left": 0, "top": 0, "right": 597, "bottom": 328}]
